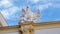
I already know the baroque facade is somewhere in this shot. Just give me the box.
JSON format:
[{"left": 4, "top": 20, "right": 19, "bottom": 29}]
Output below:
[{"left": 0, "top": 6, "right": 60, "bottom": 34}]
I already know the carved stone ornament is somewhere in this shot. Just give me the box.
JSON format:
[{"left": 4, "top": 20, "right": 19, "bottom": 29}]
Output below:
[{"left": 20, "top": 6, "right": 40, "bottom": 23}]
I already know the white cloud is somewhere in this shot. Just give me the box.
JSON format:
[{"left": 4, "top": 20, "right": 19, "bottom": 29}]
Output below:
[
  {"left": 1, "top": 6, "right": 20, "bottom": 19},
  {"left": 8, "top": 6, "right": 19, "bottom": 15},
  {"left": 30, "top": 3, "right": 52, "bottom": 12},
  {"left": 28, "top": 0, "right": 60, "bottom": 9},
  {"left": 28, "top": 0, "right": 53, "bottom": 11},
  {"left": 52, "top": 4, "right": 60, "bottom": 8},
  {"left": 28, "top": 0, "right": 49, "bottom": 3},
  {"left": 0, "top": 0, "right": 20, "bottom": 20},
  {"left": 38, "top": 4, "right": 49, "bottom": 11},
  {"left": 1, "top": 10, "right": 9, "bottom": 19},
  {"left": 28, "top": 0, "right": 40, "bottom": 3},
  {"left": 37, "top": 3, "right": 53, "bottom": 11},
  {"left": 0, "top": 0, "right": 12, "bottom": 8}
]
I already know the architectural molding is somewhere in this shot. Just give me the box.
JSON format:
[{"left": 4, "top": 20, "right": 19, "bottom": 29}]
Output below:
[
  {"left": 0, "top": 12, "right": 8, "bottom": 27},
  {"left": 0, "top": 21, "right": 60, "bottom": 34}
]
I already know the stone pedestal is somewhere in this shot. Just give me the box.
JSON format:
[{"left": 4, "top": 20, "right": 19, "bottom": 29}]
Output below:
[{"left": 19, "top": 21, "right": 34, "bottom": 34}]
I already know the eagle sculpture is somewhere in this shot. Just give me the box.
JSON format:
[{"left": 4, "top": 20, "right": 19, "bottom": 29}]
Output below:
[{"left": 20, "top": 6, "right": 40, "bottom": 23}]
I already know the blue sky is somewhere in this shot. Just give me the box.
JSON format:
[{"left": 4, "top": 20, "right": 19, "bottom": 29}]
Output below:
[{"left": 0, "top": 0, "right": 60, "bottom": 26}]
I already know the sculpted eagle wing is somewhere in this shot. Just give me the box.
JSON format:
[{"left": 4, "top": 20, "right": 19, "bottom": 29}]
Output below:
[
  {"left": 20, "top": 8, "right": 26, "bottom": 23},
  {"left": 35, "top": 9, "right": 40, "bottom": 18},
  {"left": 33, "top": 9, "right": 40, "bottom": 23}
]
